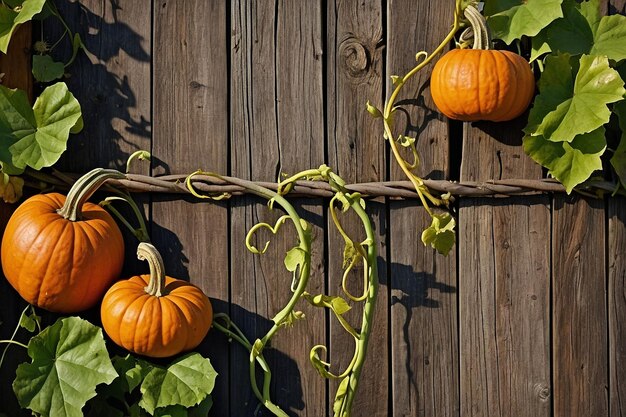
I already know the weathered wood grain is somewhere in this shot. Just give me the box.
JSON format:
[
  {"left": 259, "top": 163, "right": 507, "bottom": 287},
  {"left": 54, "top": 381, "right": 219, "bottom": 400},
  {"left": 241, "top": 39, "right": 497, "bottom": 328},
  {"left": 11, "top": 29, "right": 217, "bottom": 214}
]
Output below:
[
  {"left": 55, "top": 0, "right": 151, "bottom": 171},
  {"left": 230, "top": 1, "right": 326, "bottom": 415},
  {"left": 552, "top": 196, "right": 608, "bottom": 417},
  {"left": 0, "top": 23, "right": 32, "bottom": 98},
  {"left": 459, "top": 116, "right": 551, "bottom": 417},
  {"left": 152, "top": 1, "right": 229, "bottom": 416},
  {"left": 387, "top": 2, "right": 459, "bottom": 416},
  {"left": 326, "top": 1, "right": 388, "bottom": 416},
  {"left": 0, "top": 22, "right": 34, "bottom": 417},
  {"left": 609, "top": 197, "right": 626, "bottom": 417}
]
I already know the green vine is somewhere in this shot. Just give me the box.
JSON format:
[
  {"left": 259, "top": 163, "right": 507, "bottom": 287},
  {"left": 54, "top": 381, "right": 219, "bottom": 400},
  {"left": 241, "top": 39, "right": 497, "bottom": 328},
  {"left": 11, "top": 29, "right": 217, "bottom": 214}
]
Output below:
[
  {"left": 366, "top": 0, "right": 477, "bottom": 256},
  {"left": 185, "top": 165, "right": 378, "bottom": 417}
]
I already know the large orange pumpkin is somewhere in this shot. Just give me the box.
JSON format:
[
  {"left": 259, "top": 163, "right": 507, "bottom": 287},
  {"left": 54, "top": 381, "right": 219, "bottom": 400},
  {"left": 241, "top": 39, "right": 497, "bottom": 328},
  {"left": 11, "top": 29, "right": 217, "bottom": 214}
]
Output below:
[
  {"left": 430, "top": 49, "right": 535, "bottom": 122},
  {"left": 101, "top": 242, "right": 213, "bottom": 358},
  {"left": 429, "top": 6, "right": 535, "bottom": 122},
  {"left": 1, "top": 168, "right": 125, "bottom": 313}
]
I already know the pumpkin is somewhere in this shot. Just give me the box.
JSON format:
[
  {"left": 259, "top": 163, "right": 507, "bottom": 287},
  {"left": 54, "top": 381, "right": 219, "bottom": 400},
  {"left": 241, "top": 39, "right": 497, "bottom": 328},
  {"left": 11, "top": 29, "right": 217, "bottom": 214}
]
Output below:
[
  {"left": 429, "top": 6, "right": 535, "bottom": 122},
  {"left": 1, "top": 168, "right": 125, "bottom": 313},
  {"left": 100, "top": 242, "right": 213, "bottom": 358}
]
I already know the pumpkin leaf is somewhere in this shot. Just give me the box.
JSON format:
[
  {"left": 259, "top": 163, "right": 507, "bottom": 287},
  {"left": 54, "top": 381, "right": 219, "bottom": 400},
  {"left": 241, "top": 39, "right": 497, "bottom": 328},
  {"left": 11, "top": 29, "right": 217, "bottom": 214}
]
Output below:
[
  {"left": 485, "top": 0, "right": 563, "bottom": 45},
  {"left": 138, "top": 353, "right": 217, "bottom": 415},
  {"left": 591, "top": 14, "right": 626, "bottom": 62},
  {"left": 32, "top": 54, "right": 65, "bottom": 82},
  {"left": 542, "top": 1, "right": 594, "bottom": 56},
  {"left": 0, "top": 0, "right": 46, "bottom": 53},
  {"left": 421, "top": 212, "right": 456, "bottom": 256},
  {"left": 0, "top": 82, "right": 82, "bottom": 171},
  {"left": 525, "top": 0, "right": 626, "bottom": 62},
  {"left": 13, "top": 317, "right": 118, "bottom": 417},
  {"left": 154, "top": 396, "right": 213, "bottom": 417},
  {"left": 9, "top": 82, "right": 82, "bottom": 169},
  {"left": 526, "top": 54, "right": 625, "bottom": 143},
  {"left": 523, "top": 128, "right": 607, "bottom": 193}
]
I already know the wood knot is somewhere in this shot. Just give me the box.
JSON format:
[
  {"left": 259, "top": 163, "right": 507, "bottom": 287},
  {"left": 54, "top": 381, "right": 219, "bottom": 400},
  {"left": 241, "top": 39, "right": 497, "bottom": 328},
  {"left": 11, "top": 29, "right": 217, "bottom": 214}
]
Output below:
[
  {"left": 534, "top": 383, "right": 550, "bottom": 401},
  {"left": 339, "top": 37, "right": 370, "bottom": 79}
]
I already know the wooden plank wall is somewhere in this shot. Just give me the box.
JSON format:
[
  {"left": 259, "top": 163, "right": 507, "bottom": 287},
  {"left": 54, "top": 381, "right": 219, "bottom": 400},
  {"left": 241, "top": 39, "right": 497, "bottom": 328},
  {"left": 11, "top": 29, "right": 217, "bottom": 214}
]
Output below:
[{"left": 0, "top": 1, "right": 625, "bottom": 417}]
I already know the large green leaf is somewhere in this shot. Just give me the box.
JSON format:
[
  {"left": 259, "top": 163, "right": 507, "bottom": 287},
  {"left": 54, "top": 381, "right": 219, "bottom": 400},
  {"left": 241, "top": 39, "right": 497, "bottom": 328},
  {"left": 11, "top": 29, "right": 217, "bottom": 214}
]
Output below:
[
  {"left": 0, "top": 82, "right": 82, "bottom": 170},
  {"left": 527, "top": 54, "right": 625, "bottom": 142},
  {"left": 32, "top": 54, "right": 66, "bottom": 82},
  {"left": 523, "top": 128, "right": 607, "bottom": 193},
  {"left": 527, "top": 0, "right": 626, "bottom": 61},
  {"left": 544, "top": 1, "right": 594, "bottom": 56},
  {"left": 0, "top": 0, "right": 46, "bottom": 53},
  {"left": 13, "top": 317, "right": 118, "bottom": 417},
  {"left": 139, "top": 353, "right": 217, "bottom": 415},
  {"left": 485, "top": 0, "right": 563, "bottom": 44},
  {"left": 591, "top": 15, "right": 626, "bottom": 62}
]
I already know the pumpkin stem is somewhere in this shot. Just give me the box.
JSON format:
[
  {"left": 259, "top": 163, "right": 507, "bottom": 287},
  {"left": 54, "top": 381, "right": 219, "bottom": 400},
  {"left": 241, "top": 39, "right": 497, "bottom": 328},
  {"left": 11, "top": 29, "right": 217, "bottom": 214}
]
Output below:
[
  {"left": 138, "top": 242, "right": 167, "bottom": 297},
  {"left": 57, "top": 168, "right": 126, "bottom": 221},
  {"left": 464, "top": 5, "right": 491, "bottom": 50}
]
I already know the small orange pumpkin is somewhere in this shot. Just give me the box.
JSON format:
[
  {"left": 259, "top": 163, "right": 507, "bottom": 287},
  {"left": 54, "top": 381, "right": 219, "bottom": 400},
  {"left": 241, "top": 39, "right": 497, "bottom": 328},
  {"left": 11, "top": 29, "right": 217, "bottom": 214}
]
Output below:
[
  {"left": 101, "top": 242, "right": 213, "bottom": 358},
  {"left": 430, "top": 6, "right": 535, "bottom": 122},
  {"left": 1, "top": 168, "right": 125, "bottom": 313}
]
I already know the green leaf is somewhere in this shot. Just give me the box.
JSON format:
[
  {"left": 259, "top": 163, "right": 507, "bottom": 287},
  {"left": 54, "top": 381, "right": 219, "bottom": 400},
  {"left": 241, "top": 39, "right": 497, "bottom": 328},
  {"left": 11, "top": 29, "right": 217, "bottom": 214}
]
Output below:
[
  {"left": 333, "top": 376, "right": 350, "bottom": 415},
  {"left": 303, "top": 293, "right": 351, "bottom": 315},
  {"left": 530, "top": 30, "right": 552, "bottom": 62},
  {"left": 523, "top": 128, "right": 607, "bottom": 193},
  {"left": 153, "top": 396, "right": 213, "bottom": 417},
  {"left": 591, "top": 15, "right": 626, "bottom": 62},
  {"left": 365, "top": 101, "right": 382, "bottom": 118},
  {"left": 139, "top": 353, "right": 217, "bottom": 415},
  {"left": 527, "top": 54, "right": 625, "bottom": 142},
  {"left": 32, "top": 54, "right": 65, "bottom": 82},
  {"left": 544, "top": 1, "right": 594, "bottom": 56},
  {"left": 579, "top": 0, "right": 602, "bottom": 30},
  {"left": 0, "top": 82, "right": 82, "bottom": 170},
  {"left": 13, "top": 317, "right": 118, "bottom": 417},
  {"left": 284, "top": 246, "right": 306, "bottom": 273},
  {"left": 0, "top": 0, "right": 46, "bottom": 53},
  {"left": 18, "top": 308, "right": 40, "bottom": 333},
  {"left": 486, "top": 0, "right": 563, "bottom": 44},
  {"left": 421, "top": 213, "right": 456, "bottom": 255}
]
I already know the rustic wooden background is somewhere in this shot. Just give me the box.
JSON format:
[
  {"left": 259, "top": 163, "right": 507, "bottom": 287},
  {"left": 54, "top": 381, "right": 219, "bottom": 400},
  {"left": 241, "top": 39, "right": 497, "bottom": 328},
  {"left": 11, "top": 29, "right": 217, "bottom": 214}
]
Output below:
[{"left": 1, "top": 1, "right": 625, "bottom": 416}]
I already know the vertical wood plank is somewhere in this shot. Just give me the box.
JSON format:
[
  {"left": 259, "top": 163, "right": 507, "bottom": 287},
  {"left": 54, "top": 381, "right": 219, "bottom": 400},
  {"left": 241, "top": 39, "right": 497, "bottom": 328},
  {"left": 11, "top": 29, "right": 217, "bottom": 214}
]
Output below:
[
  {"left": 553, "top": 196, "right": 608, "bottom": 417},
  {"left": 0, "top": 23, "right": 32, "bottom": 416},
  {"left": 152, "top": 1, "right": 229, "bottom": 416},
  {"left": 609, "top": 197, "right": 626, "bottom": 417},
  {"left": 387, "top": 2, "right": 459, "bottom": 416},
  {"left": 459, "top": 117, "right": 551, "bottom": 416},
  {"left": 230, "top": 1, "right": 326, "bottom": 415},
  {"left": 326, "top": 1, "right": 387, "bottom": 416},
  {"left": 0, "top": 23, "right": 32, "bottom": 98},
  {"left": 55, "top": 0, "right": 151, "bottom": 171}
]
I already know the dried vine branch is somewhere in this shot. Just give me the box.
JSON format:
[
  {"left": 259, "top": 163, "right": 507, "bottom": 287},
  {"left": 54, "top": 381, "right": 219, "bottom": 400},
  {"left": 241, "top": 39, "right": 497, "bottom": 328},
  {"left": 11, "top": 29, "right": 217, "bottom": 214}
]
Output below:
[{"left": 23, "top": 169, "right": 621, "bottom": 200}]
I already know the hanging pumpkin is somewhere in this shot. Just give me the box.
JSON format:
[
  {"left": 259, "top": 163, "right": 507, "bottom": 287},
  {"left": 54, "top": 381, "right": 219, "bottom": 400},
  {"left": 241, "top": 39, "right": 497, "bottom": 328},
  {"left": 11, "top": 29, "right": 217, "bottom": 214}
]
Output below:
[
  {"left": 101, "top": 242, "right": 213, "bottom": 358},
  {"left": 1, "top": 168, "right": 125, "bottom": 313},
  {"left": 430, "top": 6, "right": 535, "bottom": 122}
]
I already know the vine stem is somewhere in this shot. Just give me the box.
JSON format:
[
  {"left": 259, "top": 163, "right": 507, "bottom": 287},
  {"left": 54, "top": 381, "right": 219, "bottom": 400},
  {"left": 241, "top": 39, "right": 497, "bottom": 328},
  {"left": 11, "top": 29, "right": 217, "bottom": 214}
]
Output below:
[
  {"left": 0, "top": 305, "right": 30, "bottom": 371},
  {"left": 382, "top": 6, "right": 465, "bottom": 215},
  {"left": 187, "top": 171, "right": 308, "bottom": 417},
  {"left": 335, "top": 196, "right": 378, "bottom": 416}
]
